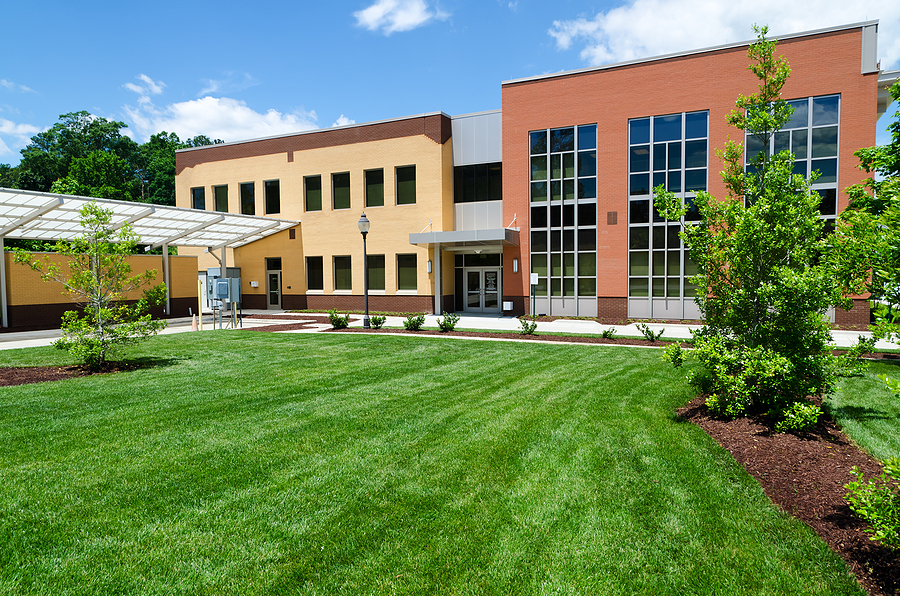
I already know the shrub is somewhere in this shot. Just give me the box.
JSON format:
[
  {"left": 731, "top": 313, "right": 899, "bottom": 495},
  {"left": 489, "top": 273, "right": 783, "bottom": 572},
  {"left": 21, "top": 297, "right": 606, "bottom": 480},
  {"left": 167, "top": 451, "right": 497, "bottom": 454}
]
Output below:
[
  {"left": 369, "top": 315, "right": 386, "bottom": 329},
  {"left": 636, "top": 323, "right": 664, "bottom": 342},
  {"left": 437, "top": 312, "right": 460, "bottom": 332},
  {"left": 403, "top": 314, "right": 425, "bottom": 331},
  {"left": 845, "top": 457, "right": 900, "bottom": 550},
  {"left": 774, "top": 401, "right": 821, "bottom": 433},
  {"left": 601, "top": 328, "right": 618, "bottom": 339},
  {"left": 662, "top": 343, "right": 684, "bottom": 367},
  {"left": 520, "top": 316, "right": 538, "bottom": 335},
  {"left": 328, "top": 309, "right": 350, "bottom": 329}
]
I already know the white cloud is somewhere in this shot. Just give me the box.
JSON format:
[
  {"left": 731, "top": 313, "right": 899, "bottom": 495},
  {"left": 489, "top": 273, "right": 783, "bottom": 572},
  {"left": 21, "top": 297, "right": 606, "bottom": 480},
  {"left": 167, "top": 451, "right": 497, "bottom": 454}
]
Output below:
[
  {"left": 122, "top": 96, "right": 319, "bottom": 143},
  {"left": 549, "top": 0, "right": 900, "bottom": 69},
  {"left": 354, "top": 0, "right": 449, "bottom": 35},
  {"left": 332, "top": 114, "right": 356, "bottom": 127},
  {"left": 198, "top": 72, "right": 259, "bottom": 97},
  {"left": 0, "top": 117, "right": 42, "bottom": 157},
  {"left": 123, "top": 74, "right": 166, "bottom": 103},
  {"left": 0, "top": 79, "right": 35, "bottom": 93}
]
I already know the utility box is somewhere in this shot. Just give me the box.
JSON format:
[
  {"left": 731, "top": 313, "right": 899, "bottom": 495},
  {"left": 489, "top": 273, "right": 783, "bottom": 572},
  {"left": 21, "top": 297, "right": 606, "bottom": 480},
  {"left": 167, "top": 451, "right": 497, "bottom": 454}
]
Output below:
[{"left": 207, "top": 267, "right": 241, "bottom": 308}]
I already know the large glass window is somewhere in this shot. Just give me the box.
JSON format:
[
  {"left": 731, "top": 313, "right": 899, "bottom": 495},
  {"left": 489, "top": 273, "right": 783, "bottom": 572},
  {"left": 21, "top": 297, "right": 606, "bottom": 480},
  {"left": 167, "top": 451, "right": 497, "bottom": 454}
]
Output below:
[
  {"left": 264, "top": 180, "right": 280, "bottom": 214},
  {"left": 529, "top": 124, "right": 597, "bottom": 305},
  {"left": 396, "top": 166, "right": 416, "bottom": 205},
  {"left": 628, "top": 111, "right": 708, "bottom": 300},
  {"left": 306, "top": 256, "right": 323, "bottom": 291},
  {"left": 191, "top": 187, "right": 205, "bottom": 210},
  {"left": 214, "top": 185, "right": 228, "bottom": 212},
  {"left": 367, "top": 254, "right": 385, "bottom": 290},
  {"left": 240, "top": 182, "right": 255, "bottom": 215},
  {"left": 397, "top": 254, "right": 417, "bottom": 290},
  {"left": 334, "top": 256, "right": 351, "bottom": 291},
  {"left": 366, "top": 169, "right": 384, "bottom": 207},
  {"left": 305, "top": 175, "right": 322, "bottom": 212},
  {"left": 332, "top": 172, "right": 350, "bottom": 210},
  {"left": 454, "top": 162, "right": 503, "bottom": 203}
]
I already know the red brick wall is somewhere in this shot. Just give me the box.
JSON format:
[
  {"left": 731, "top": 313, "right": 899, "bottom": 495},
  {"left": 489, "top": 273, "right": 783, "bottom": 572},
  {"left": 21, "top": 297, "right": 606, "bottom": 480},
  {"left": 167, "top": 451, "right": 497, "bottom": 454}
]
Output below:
[
  {"left": 501, "top": 27, "right": 878, "bottom": 303},
  {"left": 597, "top": 297, "right": 628, "bottom": 322},
  {"left": 835, "top": 299, "right": 871, "bottom": 327}
]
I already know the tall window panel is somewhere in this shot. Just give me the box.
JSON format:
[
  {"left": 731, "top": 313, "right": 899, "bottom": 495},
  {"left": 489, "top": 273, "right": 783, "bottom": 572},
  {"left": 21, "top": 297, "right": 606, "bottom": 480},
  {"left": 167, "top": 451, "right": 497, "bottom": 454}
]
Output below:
[
  {"left": 305, "top": 175, "right": 322, "bottom": 212},
  {"left": 264, "top": 180, "right": 280, "bottom": 214},
  {"left": 240, "top": 182, "right": 255, "bottom": 215},
  {"left": 746, "top": 94, "right": 839, "bottom": 232},
  {"left": 367, "top": 255, "right": 385, "bottom": 290},
  {"left": 397, "top": 254, "right": 417, "bottom": 290},
  {"left": 334, "top": 256, "right": 352, "bottom": 291},
  {"left": 628, "top": 111, "right": 707, "bottom": 303},
  {"left": 365, "top": 169, "right": 384, "bottom": 207},
  {"left": 306, "top": 256, "right": 324, "bottom": 291},
  {"left": 191, "top": 187, "right": 205, "bottom": 210},
  {"left": 529, "top": 124, "right": 597, "bottom": 306},
  {"left": 332, "top": 172, "right": 350, "bottom": 210},
  {"left": 396, "top": 166, "right": 416, "bottom": 205},
  {"left": 214, "top": 185, "right": 228, "bottom": 212}
]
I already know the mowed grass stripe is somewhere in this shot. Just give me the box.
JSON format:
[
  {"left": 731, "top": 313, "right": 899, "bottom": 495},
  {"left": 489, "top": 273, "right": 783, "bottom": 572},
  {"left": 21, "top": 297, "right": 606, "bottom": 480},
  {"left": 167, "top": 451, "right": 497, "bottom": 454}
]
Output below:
[{"left": 0, "top": 333, "right": 862, "bottom": 595}]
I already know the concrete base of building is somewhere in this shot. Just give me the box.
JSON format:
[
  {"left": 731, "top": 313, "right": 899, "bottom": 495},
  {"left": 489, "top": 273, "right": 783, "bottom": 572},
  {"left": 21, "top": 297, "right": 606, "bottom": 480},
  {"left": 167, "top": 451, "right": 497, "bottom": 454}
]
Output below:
[{"left": 2, "top": 296, "right": 200, "bottom": 332}]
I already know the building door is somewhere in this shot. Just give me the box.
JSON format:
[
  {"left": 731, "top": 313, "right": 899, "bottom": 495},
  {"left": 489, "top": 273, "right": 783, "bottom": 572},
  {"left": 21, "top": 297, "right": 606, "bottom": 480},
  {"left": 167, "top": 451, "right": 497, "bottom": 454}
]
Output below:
[
  {"left": 465, "top": 268, "right": 501, "bottom": 313},
  {"left": 267, "top": 271, "right": 282, "bottom": 309}
]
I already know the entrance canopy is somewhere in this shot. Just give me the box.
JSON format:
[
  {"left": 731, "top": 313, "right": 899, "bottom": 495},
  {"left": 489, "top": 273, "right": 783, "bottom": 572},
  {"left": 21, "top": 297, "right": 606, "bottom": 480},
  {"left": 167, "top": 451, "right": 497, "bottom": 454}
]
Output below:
[
  {"left": 0, "top": 188, "right": 298, "bottom": 249},
  {"left": 409, "top": 228, "right": 519, "bottom": 251}
]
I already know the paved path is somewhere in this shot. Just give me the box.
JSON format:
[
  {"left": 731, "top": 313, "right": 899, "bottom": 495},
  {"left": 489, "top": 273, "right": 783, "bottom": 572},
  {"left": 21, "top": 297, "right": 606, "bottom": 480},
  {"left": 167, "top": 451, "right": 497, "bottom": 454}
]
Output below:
[{"left": 0, "top": 310, "right": 897, "bottom": 351}]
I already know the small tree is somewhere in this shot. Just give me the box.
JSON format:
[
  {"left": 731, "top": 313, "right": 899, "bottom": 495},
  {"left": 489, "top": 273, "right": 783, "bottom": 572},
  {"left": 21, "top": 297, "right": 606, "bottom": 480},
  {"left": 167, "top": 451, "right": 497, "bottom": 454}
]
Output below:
[
  {"left": 656, "top": 26, "right": 846, "bottom": 422},
  {"left": 15, "top": 202, "right": 167, "bottom": 370}
]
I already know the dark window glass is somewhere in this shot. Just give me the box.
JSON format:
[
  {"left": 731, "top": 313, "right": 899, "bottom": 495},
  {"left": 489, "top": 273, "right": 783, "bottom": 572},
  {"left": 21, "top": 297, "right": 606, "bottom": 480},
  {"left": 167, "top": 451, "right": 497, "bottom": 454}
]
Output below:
[
  {"left": 550, "top": 127, "right": 575, "bottom": 152},
  {"left": 551, "top": 230, "right": 561, "bottom": 252},
  {"left": 306, "top": 256, "right": 323, "bottom": 291},
  {"left": 266, "top": 257, "right": 282, "bottom": 271},
  {"left": 462, "top": 166, "right": 476, "bottom": 203},
  {"left": 685, "top": 196, "right": 700, "bottom": 221},
  {"left": 550, "top": 180, "right": 561, "bottom": 201},
  {"left": 240, "top": 182, "right": 255, "bottom": 215},
  {"left": 792, "top": 161, "right": 807, "bottom": 177},
  {"left": 365, "top": 169, "right": 384, "bottom": 207},
  {"left": 811, "top": 159, "right": 837, "bottom": 184},
  {"left": 264, "top": 180, "right": 280, "bottom": 214},
  {"left": 667, "top": 171, "right": 682, "bottom": 193},
  {"left": 653, "top": 226, "right": 666, "bottom": 249},
  {"left": 464, "top": 253, "right": 501, "bottom": 267},
  {"left": 563, "top": 204, "right": 575, "bottom": 227},
  {"left": 654, "top": 171, "right": 666, "bottom": 190},
  {"left": 531, "top": 156, "right": 548, "bottom": 181},
  {"left": 334, "top": 256, "right": 352, "bottom": 290},
  {"left": 488, "top": 163, "right": 502, "bottom": 200},
  {"left": 630, "top": 227, "right": 649, "bottom": 250},
  {"left": 191, "top": 187, "right": 205, "bottom": 210},
  {"left": 475, "top": 164, "right": 489, "bottom": 202},
  {"left": 577, "top": 203, "right": 596, "bottom": 226},
  {"left": 578, "top": 178, "right": 596, "bottom": 199},
  {"left": 214, "top": 185, "right": 228, "bottom": 212},
  {"left": 817, "top": 188, "right": 837, "bottom": 216},
  {"left": 654, "top": 114, "right": 682, "bottom": 142},
  {"left": 630, "top": 118, "right": 650, "bottom": 145},
  {"left": 531, "top": 231, "right": 547, "bottom": 252},
  {"left": 667, "top": 142, "right": 681, "bottom": 170},
  {"left": 367, "top": 254, "right": 385, "bottom": 290},
  {"left": 563, "top": 154, "right": 575, "bottom": 178},
  {"left": 550, "top": 205, "right": 561, "bottom": 228},
  {"left": 396, "top": 165, "right": 416, "bottom": 205},
  {"left": 563, "top": 230, "right": 575, "bottom": 252},
  {"left": 812, "top": 96, "right": 839, "bottom": 126},
  {"left": 530, "top": 130, "right": 547, "bottom": 155},
  {"left": 746, "top": 135, "right": 765, "bottom": 162},
  {"left": 531, "top": 206, "right": 547, "bottom": 228},
  {"left": 563, "top": 180, "right": 575, "bottom": 201},
  {"left": 578, "top": 151, "right": 596, "bottom": 177},
  {"left": 578, "top": 229, "right": 596, "bottom": 251},
  {"left": 531, "top": 181, "right": 547, "bottom": 202},
  {"left": 785, "top": 99, "right": 809, "bottom": 129},
  {"left": 684, "top": 169, "right": 707, "bottom": 192},
  {"left": 685, "top": 111, "right": 708, "bottom": 139},
  {"left": 792, "top": 130, "right": 808, "bottom": 159},
  {"left": 630, "top": 145, "right": 650, "bottom": 172},
  {"left": 305, "top": 175, "right": 322, "bottom": 211},
  {"left": 811, "top": 127, "right": 838, "bottom": 158},
  {"left": 684, "top": 140, "right": 707, "bottom": 168},
  {"left": 578, "top": 124, "right": 597, "bottom": 150},
  {"left": 630, "top": 173, "right": 650, "bottom": 195},
  {"left": 630, "top": 200, "right": 650, "bottom": 224},
  {"left": 773, "top": 131, "right": 790, "bottom": 155},
  {"left": 397, "top": 254, "right": 417, "bottom": 290},
  {"left": 667, "top": 225, "right": 681, "bottom": 249},
  {"left": 333, "top": 173, "right": 351, "bottom": 210},
  {"left": 653, "top": 143, "right": 666, "bottom": 171}
]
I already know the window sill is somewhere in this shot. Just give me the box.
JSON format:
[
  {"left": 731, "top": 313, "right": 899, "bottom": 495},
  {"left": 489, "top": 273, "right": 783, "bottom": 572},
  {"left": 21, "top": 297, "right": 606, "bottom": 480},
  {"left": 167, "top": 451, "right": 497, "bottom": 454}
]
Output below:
[
  {"left": 306, "top": 290, "right": 324, "bottom": 295},
  {"left": 397, "top": 289, "right": 418, "bottom": 295},
  {"left": 333, "top": 290, "right": 352, "bottom": 295},
  {"left": 367, "top": 290, "right": 386, "bottom": 295}
]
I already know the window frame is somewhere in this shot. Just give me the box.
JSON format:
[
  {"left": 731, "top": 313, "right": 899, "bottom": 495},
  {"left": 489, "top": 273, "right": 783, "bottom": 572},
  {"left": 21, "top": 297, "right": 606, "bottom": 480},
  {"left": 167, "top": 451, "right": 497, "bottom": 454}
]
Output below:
[
  {"left": 213, "top": 185, "right": 228, "bottom": 212},
  {"left": 306, "top": 256, "right": 324, "bottom": 292},
  {"left": 397, "top": 253, "right": 417, "bottom": 291},
  {"left": 264, "top": 179, "right": 281, "bottom": 214},
  {"left": 332, "top": 172, "right": 351, "bottom": 210},
  {"left": 333, "top": 255, "right": 352, "bottom": 291},
  {"left": 239, "top": 182, "right": 255, "bottom": 215},
  {"left": 191, "top": 187, "right": 206, "bottom": 210},
  {"left": 304, "top": 175, "right": 322, "bottom": 212},
  {"left": 396, "top": 165, "right": 416, "bottom": 205},
  {"left": 365, "top": 169, "right": 384, "bottom": 208}
]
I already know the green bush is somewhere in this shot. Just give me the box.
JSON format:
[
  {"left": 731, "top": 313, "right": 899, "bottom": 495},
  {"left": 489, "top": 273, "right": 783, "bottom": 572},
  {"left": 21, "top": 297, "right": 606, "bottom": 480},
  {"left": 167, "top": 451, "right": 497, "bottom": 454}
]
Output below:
[
  {"left": 437, "top": 312, "right": 460, "bottom": 332},
  {"left": 369, "top": 315, "right": 386, "bottom": 329},
  {"left": 662, "top": 343, "right": 684, "bottom": 368},
  {"left": 845, "top": 457, "right": 900, "bottom": 550},
  {"left": 636, "top": 323, "right": 664, "bottom": 342},
  {"left": 519, "top": 316, "right": 538, "bottom": 335},
  {"left": 774, "top": 401, "right": 821, "bottom": 433},
  {"left": 601, "top": 328, "right": 618, "bottom": 339},
  {"left": 403, "top": 314, "right": 425, "bottom": 331},
  {"left": 328, "top": 309, "right": 350, "bottom": 329}
]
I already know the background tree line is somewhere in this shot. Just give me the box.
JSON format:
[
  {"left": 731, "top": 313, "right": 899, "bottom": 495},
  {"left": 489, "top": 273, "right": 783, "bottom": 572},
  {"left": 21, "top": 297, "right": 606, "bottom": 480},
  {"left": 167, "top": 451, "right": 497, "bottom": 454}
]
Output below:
[{"left": 0, "top": 111, "right": 221, "bottom": 206}]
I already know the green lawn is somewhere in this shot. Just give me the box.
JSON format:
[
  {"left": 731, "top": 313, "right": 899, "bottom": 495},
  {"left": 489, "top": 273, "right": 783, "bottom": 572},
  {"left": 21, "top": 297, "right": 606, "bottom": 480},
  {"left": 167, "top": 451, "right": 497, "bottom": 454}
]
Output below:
[
  {"left": 0, "top": 333, "right": 863, "bottom": 595},
  {"left": 829, "top": 359, "right": 900, "bottom": 461}
]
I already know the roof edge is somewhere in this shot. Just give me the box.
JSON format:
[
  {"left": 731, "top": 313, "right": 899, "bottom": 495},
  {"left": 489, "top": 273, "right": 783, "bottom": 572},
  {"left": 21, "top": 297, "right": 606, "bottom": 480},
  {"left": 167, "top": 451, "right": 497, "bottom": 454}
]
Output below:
[{"left": 502, "top": 21, "right": 879, "bottom": 87}]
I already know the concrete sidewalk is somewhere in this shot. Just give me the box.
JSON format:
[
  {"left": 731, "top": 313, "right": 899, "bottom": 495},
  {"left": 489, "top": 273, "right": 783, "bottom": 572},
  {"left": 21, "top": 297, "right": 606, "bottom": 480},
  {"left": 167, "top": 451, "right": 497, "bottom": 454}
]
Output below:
[{"left": 1, "top": 310, "right": 897, "bottom": 351}]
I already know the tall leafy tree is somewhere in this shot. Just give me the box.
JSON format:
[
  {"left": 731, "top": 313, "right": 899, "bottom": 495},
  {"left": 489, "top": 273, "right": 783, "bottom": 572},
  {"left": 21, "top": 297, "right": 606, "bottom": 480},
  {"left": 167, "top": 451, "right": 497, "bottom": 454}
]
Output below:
[{"left": 656, "top": 26, "right": 847, "bottom": 423}]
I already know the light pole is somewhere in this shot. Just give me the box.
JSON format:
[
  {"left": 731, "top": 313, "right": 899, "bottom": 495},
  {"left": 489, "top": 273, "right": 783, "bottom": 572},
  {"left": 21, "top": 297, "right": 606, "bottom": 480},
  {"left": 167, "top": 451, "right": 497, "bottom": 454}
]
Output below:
[{"left": 358, "top": 213, "right": 370, "bottom": 329}]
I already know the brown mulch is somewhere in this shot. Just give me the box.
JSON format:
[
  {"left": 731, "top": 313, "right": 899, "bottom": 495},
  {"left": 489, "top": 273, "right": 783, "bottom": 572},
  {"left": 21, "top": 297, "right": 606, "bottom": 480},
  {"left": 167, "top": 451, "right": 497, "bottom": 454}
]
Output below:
[
  {"left": 678, "top": 397, "right": 899, "bottom": 596},
  {"left": 2, "top": 325, "right": 897, "bottom": 593}
]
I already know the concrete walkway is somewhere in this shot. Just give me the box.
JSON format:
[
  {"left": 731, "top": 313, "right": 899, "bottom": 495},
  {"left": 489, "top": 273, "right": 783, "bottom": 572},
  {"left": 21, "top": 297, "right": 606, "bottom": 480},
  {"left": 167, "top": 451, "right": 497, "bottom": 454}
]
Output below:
[{"left": 1, "top": 310, "right": 898, "bottom": 351}]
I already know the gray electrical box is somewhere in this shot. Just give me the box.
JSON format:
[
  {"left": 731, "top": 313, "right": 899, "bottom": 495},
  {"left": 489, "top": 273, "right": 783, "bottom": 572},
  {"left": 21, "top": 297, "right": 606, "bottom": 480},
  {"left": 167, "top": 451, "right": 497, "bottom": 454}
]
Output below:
[{"left": 207, "top": 267, "right": 241, "bottom": 308}]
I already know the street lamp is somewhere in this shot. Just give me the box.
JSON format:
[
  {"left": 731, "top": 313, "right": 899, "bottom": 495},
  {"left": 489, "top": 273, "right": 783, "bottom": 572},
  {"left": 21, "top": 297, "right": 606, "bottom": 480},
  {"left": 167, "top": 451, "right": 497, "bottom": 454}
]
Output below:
[{"left": 358, "top": 213, "right": 370, "bottom": 329}]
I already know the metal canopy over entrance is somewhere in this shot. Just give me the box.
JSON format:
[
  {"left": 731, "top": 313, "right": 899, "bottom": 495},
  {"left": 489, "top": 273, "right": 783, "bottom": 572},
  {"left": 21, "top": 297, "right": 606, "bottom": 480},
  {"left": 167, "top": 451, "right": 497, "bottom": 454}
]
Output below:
[{"left": 0, "top": 187, "right": 299, "bottom": 327}]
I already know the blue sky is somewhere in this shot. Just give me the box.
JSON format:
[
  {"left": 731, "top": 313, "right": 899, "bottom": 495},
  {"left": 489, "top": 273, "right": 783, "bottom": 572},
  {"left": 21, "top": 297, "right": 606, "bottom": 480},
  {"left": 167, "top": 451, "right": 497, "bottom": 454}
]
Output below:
[{"left": 1, "top": 0, "right": 899, "bottom": 165}]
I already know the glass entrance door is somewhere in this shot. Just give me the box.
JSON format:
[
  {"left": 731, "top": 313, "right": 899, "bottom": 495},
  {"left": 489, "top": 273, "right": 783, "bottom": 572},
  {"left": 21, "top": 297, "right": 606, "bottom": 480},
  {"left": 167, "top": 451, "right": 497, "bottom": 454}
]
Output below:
[
  {"left": 464, "top": 268, "right": 501, "bottom": 313},
  {"left": 267, "top": 271, "right": 281, "bottom": 309}
]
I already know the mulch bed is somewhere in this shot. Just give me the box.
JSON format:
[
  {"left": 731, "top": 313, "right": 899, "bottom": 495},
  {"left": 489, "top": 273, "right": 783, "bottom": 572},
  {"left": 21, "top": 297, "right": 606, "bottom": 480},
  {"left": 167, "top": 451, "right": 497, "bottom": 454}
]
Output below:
[
  {"left": 2, "top": 325, "right": 897, "bottom": 593},
  {"left": 678, "top": 397, "right": 899, "bottom": 596}
]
